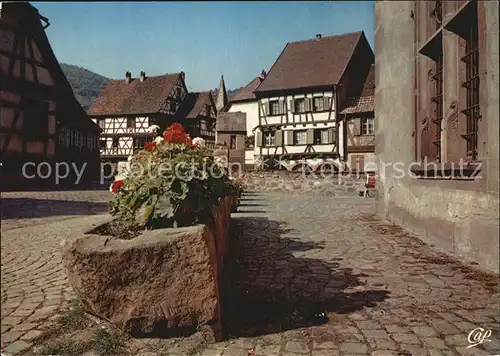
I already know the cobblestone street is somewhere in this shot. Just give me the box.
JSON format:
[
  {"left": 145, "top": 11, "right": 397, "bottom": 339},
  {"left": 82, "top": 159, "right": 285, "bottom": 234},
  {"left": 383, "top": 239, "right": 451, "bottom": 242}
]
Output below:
[{"left": 1, "top": 190, "right": 499, "bottom": 355}]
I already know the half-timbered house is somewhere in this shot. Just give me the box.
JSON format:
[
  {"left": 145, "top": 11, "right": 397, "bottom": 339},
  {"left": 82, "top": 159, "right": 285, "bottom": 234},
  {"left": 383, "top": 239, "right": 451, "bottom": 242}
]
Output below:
[
  {"left": 341, "top": 64, "right": 375, "bottom": 173},
  {"left": 176, "top": 91, "right": 217, "bottom": 149},
  {"left": 88, "top": 71, "right": 189, "bottom": 171},
  {"left": 253, "top": 31, "right": 374, "bottom": 172},
  {"left": 0, "top": 1, "right": 101, "bottom": 189}
]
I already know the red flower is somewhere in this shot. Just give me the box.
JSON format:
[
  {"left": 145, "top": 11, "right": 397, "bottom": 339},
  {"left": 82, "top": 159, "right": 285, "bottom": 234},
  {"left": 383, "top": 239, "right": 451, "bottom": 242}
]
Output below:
[
  {"left": 144, "top": 141, "right": 156, "bottom": 151},
  {"left": 183, "top": 207, "right": 190, "bottom": 213},
  {"left": 163, "top": 122, "right": 193, "bottom": 146},
  {"left": 110, "top": 180, "right": 124, "bottom": 194}
]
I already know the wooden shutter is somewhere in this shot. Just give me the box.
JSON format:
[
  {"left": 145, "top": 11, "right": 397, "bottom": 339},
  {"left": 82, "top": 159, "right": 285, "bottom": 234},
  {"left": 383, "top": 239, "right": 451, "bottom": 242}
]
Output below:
[
  {"left": 353, "top": 118, "right": 362, "bottom": 136},
  {"left": 324, "top": 96, "right": 331, "bottom": 110},
  {"left": 289, "top": 99, "right": 295, "bottom": 113},
  {"left": 275, "top": 130, "right": 283, "bottom": 146},
  {"left": 304, "top": 98, "right": 311, "bottom": 112},
  {"left": 286, "top": 130, "right": 293, "bottom": 145},
  {"left": 263, "top": 102, "right": 270, "bottom": 116},
  {"left": 328, "top": 127, "right": 335, "bottom": 143},
  {"left": 255, "top": 131, "right": 263, "bottom": 147},
  {"left": 350, "top": 155, "right": 365, "bottom": 172},
  {"left": 306, "top": 129, "right": 314, "bottom": 144},
  {"left": 280, "top": 100, "right": 286, "bottom": 114},
  {"left": 236, "top": 135, "right": 245, "bottom": 150}
]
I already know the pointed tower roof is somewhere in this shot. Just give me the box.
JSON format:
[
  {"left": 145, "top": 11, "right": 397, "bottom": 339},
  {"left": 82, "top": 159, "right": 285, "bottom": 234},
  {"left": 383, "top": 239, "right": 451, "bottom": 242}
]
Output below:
[{"left": 215, "top": 75, "right": 228, "bottom": 112}]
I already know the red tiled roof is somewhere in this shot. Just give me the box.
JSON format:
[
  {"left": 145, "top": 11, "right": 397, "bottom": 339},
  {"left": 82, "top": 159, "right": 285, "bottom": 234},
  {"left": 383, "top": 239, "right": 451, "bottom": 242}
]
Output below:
[
  {"left": 88, "top": 73, "right": 181, "bottom": 116},
  {"left": 255, "top": 31, "right": 364, "bottom": 93},
  {"left": 231, "top": 77, "right": 263, "bottom": 102},
  {"left": 341, "top": 65, "right": 375, "bottom": 114}
]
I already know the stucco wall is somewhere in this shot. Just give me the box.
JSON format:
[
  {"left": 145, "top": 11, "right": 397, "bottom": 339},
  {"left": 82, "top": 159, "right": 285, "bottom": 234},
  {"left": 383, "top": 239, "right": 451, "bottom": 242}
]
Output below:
[
  {"left": 228, "top": 101, "right": 259, "bottom": 135},
  {"left": 375, "top": 1, "right": 499, "bottom": 273}
]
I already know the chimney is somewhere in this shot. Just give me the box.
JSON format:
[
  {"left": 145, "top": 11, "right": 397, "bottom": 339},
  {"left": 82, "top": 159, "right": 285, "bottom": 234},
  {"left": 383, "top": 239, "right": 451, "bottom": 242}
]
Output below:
[
  {"left": 180, "top": 71, "right": 185, "bottom": 80},
  {"left": 260, "top": 70, "right": 267, "bottom": 79},
  {"left": 140, "top": 71, "right": 146, "bottom": 82},
  {"left": 125, "top": 71, "right": 131, "bottom": 84},
  {"left": 316, "top": 33, "right": 322, "bottom": 40}
]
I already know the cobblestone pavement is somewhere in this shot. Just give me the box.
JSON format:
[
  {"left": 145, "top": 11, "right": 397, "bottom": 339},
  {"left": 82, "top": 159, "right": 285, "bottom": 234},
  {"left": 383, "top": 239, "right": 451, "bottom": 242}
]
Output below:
[
  {"left": 1, "top": 190, "right": 499, "bottom": 356},
  {"left": 1, "top": 190, "right": 112, "bottom": 354}
]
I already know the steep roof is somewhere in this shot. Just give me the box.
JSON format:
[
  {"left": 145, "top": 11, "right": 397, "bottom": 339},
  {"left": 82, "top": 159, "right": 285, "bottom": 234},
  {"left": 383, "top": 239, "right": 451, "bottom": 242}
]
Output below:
[
  {"left": 0, "top": 2, "right": 100, "bottom": 133},
  {"left": 341, "top": 64, "right": 375, "bottom": 114},
  {"left": 255, "top": 31, "right": 364, "bottom": 93},
  {"left": 231, "top": 76, "right": 263, "bottom": 103},
  {"left": 88, "top": 73, "right": 181, "bottom": 116},
  {"left": 186, "top": 91, "right": 215, "bottom": 119}
]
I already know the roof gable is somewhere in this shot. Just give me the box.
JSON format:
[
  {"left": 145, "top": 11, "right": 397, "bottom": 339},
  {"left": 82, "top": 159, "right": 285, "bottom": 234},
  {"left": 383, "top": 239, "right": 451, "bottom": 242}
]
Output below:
[
  {"left": 231, "top": 76, "right": 263, "bottom": 102},
  {"left": 341, "top": 64, "right": 375, "bottom": 114},
  {"left": 186, "top": 91, "right": 215, "bottom": 119},
  {"left": 88, "top": 73, "right": 181, "bottom": 116},
  {"left": 255, "top": 31, "right": 364, "bottom": 93}
]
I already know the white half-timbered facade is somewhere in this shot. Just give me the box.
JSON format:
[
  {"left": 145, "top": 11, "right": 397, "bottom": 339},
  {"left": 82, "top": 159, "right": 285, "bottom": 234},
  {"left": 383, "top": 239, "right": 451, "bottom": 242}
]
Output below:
[
  {"left": 252, "top": 31, "right": 374, "bottom": 172},
  {"left": 89, "top": 71, "right": 203, "bottom": 173}
]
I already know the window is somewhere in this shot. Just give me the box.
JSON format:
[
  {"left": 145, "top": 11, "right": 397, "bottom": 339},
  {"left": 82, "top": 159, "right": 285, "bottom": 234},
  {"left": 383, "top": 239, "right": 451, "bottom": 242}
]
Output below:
[
  {"left": 361, "top": 118, "right": 374, "bottom": 135},
  {"left": 98, "top": 119, "right": 105, "bottom": 129},
  {"left": 313, "top": 97, "right": 324, "bottom": 112},
  {"left": 294, "top": 98, "right": 306, "bottom": 113},
  {"left": 293, "top": 130, "right": 307, "bottom": 145},
  {"left": 269, "top": 100, "right": 280, "bottom": 116},
  {"left": 461, "top": 13, "right": 480, "bottom": 160},
  {"left": 263, "top": 132, "right": 276, "bottom": 147},
  {"left": 170, "top": 102, "right": 177, "bottom": 113},
  {"left": 112, "top": 137, "right": 119, "bottom": 148},
  {"left": 313, "top": 129, "right": 329, "bottom": 144},
  {"left": 65, "top": 129, "right": 70, "bottom": 146},
  {"left": 24, "top": 97, "right": 48, "bottom": 140},
  {"left": 127, "top": 118, "right": 135, "bottom": 129},
  {"left": 100, "top": 140, "right": 106, "bottom": 150},
  {"left": 133, "top": 137, "right": 146, "bottom": 150},
  {"left": 230, "top": 135, "right": 237, "bottom": 149}
]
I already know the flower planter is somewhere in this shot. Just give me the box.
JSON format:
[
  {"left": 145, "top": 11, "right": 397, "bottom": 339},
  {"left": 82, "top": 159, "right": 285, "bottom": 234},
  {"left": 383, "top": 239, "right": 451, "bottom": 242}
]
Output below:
[{"left": 61, "top": 196, "right": 233, "bottom": 340}]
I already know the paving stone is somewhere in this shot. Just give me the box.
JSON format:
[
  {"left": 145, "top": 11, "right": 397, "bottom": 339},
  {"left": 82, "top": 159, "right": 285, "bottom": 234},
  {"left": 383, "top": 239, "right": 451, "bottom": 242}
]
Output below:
[
  {"left": 412, "top": 325, "right": 438, "bottom": 337},
  {"left": 255, "top": 344, "right": 281, "bottom": 355},
  {"left": 284, "top": 341, "right": 309, "bottom": 354},
  {"left": 340, "top": 342, "right": 369, "bottom": 354},
  {"left": 422, "top": 337, "right": 449, "bottom": 349},
  {"left": 362, "top": 329, "right": 390, "bottom": 339},
  {"left": 3, "top": 339, "right": 32, "bottom": 354},
  {"left": 391, "top": 333, "right": 422, "bottom": 345}
]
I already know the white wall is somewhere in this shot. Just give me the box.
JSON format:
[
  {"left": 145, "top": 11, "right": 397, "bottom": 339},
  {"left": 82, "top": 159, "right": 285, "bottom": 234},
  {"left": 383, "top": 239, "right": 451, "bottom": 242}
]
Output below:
[{"left": 228, "top": 101, "right": 259, "bottom": 136}]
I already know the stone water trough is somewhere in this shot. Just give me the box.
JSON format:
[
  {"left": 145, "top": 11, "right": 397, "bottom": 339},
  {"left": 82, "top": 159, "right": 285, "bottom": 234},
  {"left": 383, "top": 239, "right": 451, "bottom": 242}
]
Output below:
[{"left": 61, "top": 196, "right": 235, "bottom": 340}]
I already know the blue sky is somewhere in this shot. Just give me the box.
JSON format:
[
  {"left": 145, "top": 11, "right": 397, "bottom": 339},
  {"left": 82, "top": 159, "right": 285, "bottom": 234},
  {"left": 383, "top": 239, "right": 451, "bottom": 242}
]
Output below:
[{"left": 35, "top": 1, "right": 374, "bottom": 92}]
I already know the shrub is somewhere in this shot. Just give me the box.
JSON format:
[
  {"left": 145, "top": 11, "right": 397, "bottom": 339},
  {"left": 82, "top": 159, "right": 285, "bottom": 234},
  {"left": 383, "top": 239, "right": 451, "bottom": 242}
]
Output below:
[{"left": 108, "top": 123, "right": 237, "bottom": 237}]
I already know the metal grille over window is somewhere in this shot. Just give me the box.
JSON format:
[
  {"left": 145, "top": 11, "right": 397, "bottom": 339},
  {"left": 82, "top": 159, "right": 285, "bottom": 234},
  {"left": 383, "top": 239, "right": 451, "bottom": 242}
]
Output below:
[
  {"left": 431, "top": 54, "right": 443, "bottom": 159},
  {"left": 461, "top": 18, "right": 480, "bottom": 160},
  {"left": 433, "top": 0, "right": 443, "bottom": 31}
]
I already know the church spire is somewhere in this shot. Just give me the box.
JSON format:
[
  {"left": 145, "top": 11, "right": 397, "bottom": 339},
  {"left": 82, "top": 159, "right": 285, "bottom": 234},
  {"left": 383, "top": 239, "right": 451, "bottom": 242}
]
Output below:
[{"left": 216, "top": 74, "right": 228, "bottom": 112}]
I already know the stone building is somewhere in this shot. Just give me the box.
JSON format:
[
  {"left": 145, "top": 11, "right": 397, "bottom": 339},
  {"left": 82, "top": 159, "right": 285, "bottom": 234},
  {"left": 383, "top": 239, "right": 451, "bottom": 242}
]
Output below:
[
  {"left": 375, "top": 0, "right": 499, "bottom": 272},
  {"left": 0, "top": 1, "right": 101, "bottom": 189}
]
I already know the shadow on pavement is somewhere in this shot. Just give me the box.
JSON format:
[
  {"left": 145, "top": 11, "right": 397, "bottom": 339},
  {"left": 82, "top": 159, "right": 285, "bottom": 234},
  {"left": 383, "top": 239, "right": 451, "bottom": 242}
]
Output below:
[
  {"left": 0, "top": 198, "right": 109, "bottom": 219},
  {"left": 221, "top": 216, "right": 390, "bottom": 339}
]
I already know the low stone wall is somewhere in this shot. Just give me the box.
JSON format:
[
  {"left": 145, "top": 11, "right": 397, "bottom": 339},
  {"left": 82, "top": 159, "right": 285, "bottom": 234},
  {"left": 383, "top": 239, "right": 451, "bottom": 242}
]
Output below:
[
  {"left": 61, "top": 196, "right": 233, "bottom": 339},
  {"left": 237, "top": 171, "right": 373, "bottom": 196}
]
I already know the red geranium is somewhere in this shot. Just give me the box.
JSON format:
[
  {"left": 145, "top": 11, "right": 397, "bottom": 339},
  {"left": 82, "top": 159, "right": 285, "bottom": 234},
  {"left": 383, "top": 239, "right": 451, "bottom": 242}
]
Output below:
[
  {"left": 163, "top": 122, "right": 193, "bottom": 146},
  {"left": 110, "top": 180, "right": 124, "bottom": 194},
  {"left": 144, "top": 141, "right": 156, "bottom": 151}
]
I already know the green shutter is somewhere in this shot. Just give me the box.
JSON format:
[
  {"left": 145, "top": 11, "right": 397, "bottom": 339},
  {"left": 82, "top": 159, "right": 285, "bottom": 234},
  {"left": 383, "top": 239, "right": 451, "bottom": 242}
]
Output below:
[
  {"left": 256, "top": 131, "right": 263, "bottom": 147},
  {"left": 306, "top": 129, "right": 314, "bottom": 144},
  {"left": 328, "top": 127, "right": 335, "bottom": 143},
  {"left": 286, "top": 130, "right": 293, "bottom": 145},
  {"left": 304, "top": 98, "right": 311, "bottom": 112},
  {"left": 275, "top": 130, "right": 283, "bottom": 146},
  {"left": 263, "top": 102, "right": 270, "bottom": 116},
  {"left": 353, "top": 118, "right": 362, "bottom": 136},
  {"left": 289, "top": 99, "right": 295, "bottom": 113}
]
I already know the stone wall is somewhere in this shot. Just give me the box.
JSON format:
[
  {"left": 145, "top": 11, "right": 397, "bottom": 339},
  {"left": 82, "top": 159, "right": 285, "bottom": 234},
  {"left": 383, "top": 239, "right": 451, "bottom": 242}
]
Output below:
[
  {"left": 61, "top": 196, "right": 233, "bottom": 339},
  {"left": 237, "top": 171, "right": 371, "bottom": 197},
  {"left": 375, "top": 1, "right": 500, "bottom": 273}
]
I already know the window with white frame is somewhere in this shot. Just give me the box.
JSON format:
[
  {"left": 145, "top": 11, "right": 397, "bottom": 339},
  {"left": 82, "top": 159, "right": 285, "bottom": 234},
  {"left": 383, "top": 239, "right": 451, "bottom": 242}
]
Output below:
[
  {"left": 293, "top": 130, "right": 307, "bottom": 145},
  {"left": 263, "top": 131, "right": 276, "bottom": 146},
  {"left": 269, "top": 100, "right": 280, "bottom": 116},
  {"left": 294, "top": 98, "right": 306, "bottom": 113},
  {"left": 361, "top": 118, "right": 374, "bottom": 135}
]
